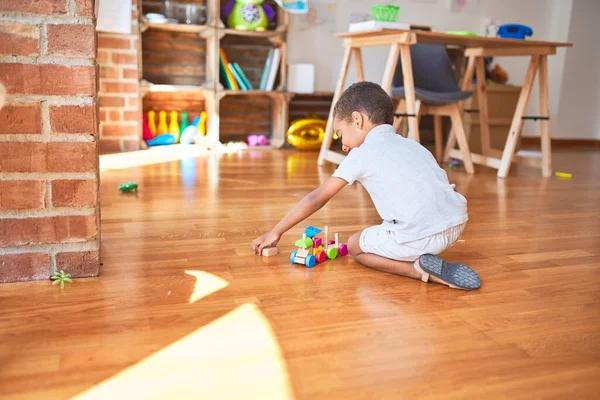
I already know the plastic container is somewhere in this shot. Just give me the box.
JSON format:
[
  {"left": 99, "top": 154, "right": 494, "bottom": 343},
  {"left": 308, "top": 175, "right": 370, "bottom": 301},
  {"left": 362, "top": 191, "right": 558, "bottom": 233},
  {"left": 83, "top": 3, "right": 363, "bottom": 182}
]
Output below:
[{"left": 371, "top": 5, "right": 400, "bottom": 22}]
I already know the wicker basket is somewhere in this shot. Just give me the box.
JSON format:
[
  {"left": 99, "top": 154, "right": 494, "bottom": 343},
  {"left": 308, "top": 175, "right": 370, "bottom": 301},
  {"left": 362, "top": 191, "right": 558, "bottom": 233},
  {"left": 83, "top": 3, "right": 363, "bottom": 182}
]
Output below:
[{"left": 371, "top": 5, "right": 400, "bottom": 22}]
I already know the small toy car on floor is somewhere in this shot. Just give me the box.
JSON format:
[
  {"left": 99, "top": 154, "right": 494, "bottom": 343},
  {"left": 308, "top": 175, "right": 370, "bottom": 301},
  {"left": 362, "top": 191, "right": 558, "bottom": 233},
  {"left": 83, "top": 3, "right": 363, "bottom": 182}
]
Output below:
[{"left": 290, "top": 225, "right": 348, "bottom": 268}]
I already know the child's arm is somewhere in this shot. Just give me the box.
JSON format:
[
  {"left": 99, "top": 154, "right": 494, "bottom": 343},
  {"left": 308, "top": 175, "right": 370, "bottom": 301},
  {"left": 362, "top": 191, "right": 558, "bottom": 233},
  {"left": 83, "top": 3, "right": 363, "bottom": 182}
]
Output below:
[{"left": 251, "top": 176, "right": 348, "bottom": 255}]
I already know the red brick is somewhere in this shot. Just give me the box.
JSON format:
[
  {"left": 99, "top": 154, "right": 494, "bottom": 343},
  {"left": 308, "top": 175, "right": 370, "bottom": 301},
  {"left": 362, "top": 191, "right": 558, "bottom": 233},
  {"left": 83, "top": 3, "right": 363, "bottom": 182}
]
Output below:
[
  {"left": 100, "top": 65, "right": 119, "bottom": 78},
  {"left": 111, "top": 53, "right": 137, "bottom": 65},
  {"left": 99, "top": 139, "right": 121, "bottom": 154},
  {"left": 0, "top": 215, "right": 97, "bottom": 246},
  {"left": 47, "top": 142, "right": 97, "bottom": 173},
  {"left": 122, "top": 68, "right": 138, "bottom": 79},
  {"left": 0, "top": 103, "right": 42, "bottom": 134},
  {"left": 0, "top": 181, "right": 46, "bottom": 211},
  {"left": 0, "top": 253, "right": 50, "bottom": 283},
  {"left": 0, "top": 64, "right": 96, "bottom": 96},
  {"left": 99, "top": 110, "right": 107, "bottom": 122},
  {"left": 75, "top": 0, "right": 95, "bottom": 17},
  {"left": 0, "top": 0, "right": 67, "bottom": 14},
  {"left": 0, "top": 21, "right": 39, "bottom": 56},
  {"left": 108, "top": 110, "right": 121, "bottom": 121},
  {"left": 0, "top": 142, "right": 47, "bottom": 172},
  {"left": 126, "top": 97, "right": 139, "bottom": 108},
  {"left": 102, "top": 124, "right": 137, "bottom": 137},
  {"left": 55, "top": 250, "right": 99, "bottom": 277},
  {"left": 101, "top": 82, "right": 138, "bottom": 94},
  {"left": 97, "top": 50, "right": 109, "bottom": 64},
  {"left": 47, "top": 24, "right": 95, "bottom": 58},
  {"left": 99, "top": 96, "right": 125, "bottom": 107},
  {"left": 98, "top": 36, "right": 131, "bottom": 50},
  {"left": 51, "top": 180, "right": 97, "bottom": 208},
  {"left": 50, "top": 105, "right": 97, "bottom": 134},
  {"left": 123, "top": 111, "right": 139, "bottom": 121}
]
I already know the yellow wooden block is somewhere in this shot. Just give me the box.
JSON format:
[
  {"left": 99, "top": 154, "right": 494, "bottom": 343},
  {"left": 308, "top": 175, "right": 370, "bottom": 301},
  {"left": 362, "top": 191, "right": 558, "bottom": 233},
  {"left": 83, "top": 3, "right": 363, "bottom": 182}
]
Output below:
[{"left": 312, "top": 245, "right": 323, "bottom": 255}]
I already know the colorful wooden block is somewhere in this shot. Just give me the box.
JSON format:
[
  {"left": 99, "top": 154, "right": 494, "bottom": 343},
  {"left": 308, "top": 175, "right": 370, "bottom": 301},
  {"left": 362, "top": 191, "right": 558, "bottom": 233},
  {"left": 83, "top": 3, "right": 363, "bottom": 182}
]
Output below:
[
  {"left": 315, "top": 250, "right": 326, "bottom": 263},
  {"left": 313, "top": 237, "right": 322, "bottom": 248},
  {"left": 338, "top": 244, "right": 348, "bottom": 256}
]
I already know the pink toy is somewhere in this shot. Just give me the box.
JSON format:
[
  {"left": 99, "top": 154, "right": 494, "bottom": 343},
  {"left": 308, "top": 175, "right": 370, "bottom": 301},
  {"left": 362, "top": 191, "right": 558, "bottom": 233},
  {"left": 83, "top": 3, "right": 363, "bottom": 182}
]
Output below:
[
  {"left": 248, "top": 134, "right": 269, "bottom": 146},
  {"left": 338, "top": 244, "right": 348, "bottom": 256},
  {"left": 313, "top": 237, "right": 322, "bottom": 248}
]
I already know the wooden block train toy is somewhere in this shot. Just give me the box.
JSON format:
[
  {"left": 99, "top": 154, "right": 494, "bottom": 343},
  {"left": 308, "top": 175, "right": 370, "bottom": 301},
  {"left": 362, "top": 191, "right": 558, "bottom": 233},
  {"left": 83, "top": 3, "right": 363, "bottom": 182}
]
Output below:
[{"left": 290, "top": 226, "right": 348, "bottom": 268}]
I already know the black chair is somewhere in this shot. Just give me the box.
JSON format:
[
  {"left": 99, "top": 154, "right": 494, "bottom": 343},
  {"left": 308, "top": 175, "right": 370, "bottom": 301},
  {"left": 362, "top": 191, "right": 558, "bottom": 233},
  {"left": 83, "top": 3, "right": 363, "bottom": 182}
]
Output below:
[{"left": 392, "top": 44, "right": 474, "bottom": 173}]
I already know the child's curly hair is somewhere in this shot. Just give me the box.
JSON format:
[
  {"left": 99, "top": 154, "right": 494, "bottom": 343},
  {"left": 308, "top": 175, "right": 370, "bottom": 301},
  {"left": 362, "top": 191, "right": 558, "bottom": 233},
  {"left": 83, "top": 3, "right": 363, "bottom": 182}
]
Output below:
[{"left": 333, "top": 81, "right": 394, "bottom": 125}]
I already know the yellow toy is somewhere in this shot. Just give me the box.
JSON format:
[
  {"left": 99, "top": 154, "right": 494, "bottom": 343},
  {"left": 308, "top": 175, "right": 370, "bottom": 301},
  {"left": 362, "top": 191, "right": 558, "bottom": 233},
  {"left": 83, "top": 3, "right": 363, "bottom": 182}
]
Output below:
[
  {"left": 286, "top": 117, "right": 326, "bottom": 150},
  {"left": 169, "top": 111, "right": 180, "bottom": 143},
  {"left": 157, "top": 111, "right": 168, "bottom": 135},
  {"left": 147, "top": 110, "right": 157, "bottom": 136}
]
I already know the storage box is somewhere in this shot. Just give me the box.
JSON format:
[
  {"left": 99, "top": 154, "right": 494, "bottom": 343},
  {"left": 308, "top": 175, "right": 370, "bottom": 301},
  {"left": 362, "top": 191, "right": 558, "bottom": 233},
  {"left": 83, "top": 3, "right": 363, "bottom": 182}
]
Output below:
[{"left": 288, "top": 64, "right": 315, "bottom": 94}]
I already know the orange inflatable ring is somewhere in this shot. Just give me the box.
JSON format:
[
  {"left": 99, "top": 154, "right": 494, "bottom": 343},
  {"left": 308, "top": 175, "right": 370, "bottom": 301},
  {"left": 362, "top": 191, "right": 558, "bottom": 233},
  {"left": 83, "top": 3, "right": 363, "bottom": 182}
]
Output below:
[{"left": 286, "top": 118, "right": 326, "bottom": 150}]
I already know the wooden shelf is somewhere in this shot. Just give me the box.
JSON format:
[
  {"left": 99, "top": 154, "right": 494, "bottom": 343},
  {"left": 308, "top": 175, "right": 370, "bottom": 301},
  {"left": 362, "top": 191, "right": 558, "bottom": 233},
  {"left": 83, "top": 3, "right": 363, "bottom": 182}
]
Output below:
[
  {"left": 141, "top": 81, "right": 212, "bottom": 95},
  {"left": 220, "top": 90, "right": 286, "bottom": 97},
  {"left": 220, "top": 28, "right": 286, "bottom": 38},
  {"left": 141, "top": 19, "right": 209, "bottom": 34}
]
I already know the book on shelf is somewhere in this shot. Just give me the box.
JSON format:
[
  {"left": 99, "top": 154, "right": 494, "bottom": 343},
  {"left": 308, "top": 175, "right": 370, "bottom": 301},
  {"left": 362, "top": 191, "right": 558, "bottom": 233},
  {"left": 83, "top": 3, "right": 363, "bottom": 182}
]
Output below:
[
  {"left": 259, "top": 48, "right": 274, "bottom": 90},
  {"left": 219, "top": 49, "right": 239, "bottom": 90},
  {"left": 232, "top": 63, "right": 253, "bottom": 90},
  {"left": 228, "top": 63, "right": 249, "bottom": 90},
  {"left": 265, "top": 47, "right": 280, "bottom": 91}
]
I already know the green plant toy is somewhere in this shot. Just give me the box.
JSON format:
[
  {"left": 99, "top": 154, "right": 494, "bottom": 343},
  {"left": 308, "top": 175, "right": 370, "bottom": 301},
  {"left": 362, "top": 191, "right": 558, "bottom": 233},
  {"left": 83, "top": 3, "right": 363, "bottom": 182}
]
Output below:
[
  {"left": 51, "top": 270, "right": 73, "bottom": 289},
  {"left": 224, "top": 0, "right": 275, "bottom": 32},
  {"left": 118, "top": 182, "right": 138, "bottom": 193}
]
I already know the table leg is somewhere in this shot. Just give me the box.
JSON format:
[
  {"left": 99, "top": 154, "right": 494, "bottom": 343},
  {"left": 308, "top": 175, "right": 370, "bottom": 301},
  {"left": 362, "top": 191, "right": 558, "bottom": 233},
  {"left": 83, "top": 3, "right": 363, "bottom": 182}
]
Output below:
[
  {"left": 449, "top": 103, "right": 475, "bottom": 174},
  {"left": 444, "top": 55, "right": 476, "bottom": 160},
  {"left": 353, "top": 48, "right": 365, "bottom": 82},
  {"left": 475, "top": 56, "right": 491, "bottom": 155},
  {"left": 398, "top": 44, "right": 419, "bottom": 142},
  {"left": 393, "top": 98, "right": 405, "bottom": 133},
  {"left": 318, "top": 45, "right": 353, "bottom": 166},
  {"left": 497, "top": 55, "right": 540, "bottom": 178},
  {"left": 538, "top": 55, "right": 552, "bottom": 177},
  {"left": 434, "top": 115, "right": 443, "bottom": 163}
]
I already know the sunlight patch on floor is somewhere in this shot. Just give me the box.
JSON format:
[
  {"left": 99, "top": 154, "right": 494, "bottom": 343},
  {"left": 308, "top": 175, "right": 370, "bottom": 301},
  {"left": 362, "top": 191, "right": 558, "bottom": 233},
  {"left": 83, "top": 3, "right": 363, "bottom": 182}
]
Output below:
[
  {"left": 100, "top": 145, "right": 216, "bottom": 171},
  {"left": 72, "top": 304, "right": 295, "bottom": 399},
  {"left": 185, "top": 270, "right": 229, "bottom": 303}
]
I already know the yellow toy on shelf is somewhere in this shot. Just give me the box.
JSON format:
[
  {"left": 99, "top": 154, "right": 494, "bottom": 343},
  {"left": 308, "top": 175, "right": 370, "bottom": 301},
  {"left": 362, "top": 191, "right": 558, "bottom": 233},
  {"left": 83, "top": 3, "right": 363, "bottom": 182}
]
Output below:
[
  {"left": 286, "top": 117, "right": 326, "bottom": 150},
  {"left": 147, "top": 110, "right": 157, "bottom": 136},
  {"left": 157, "top": 110, "right": 168, "bottom": 135},
  {"left": 169, "top": 111, "right": 180, "bottom": 143}
]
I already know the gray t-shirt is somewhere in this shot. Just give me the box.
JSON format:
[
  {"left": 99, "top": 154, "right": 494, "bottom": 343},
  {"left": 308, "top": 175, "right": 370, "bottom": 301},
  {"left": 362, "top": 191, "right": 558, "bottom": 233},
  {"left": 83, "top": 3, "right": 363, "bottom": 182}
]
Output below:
[{"left": 332, "top": 124, "right": 468, "bottom": 242}]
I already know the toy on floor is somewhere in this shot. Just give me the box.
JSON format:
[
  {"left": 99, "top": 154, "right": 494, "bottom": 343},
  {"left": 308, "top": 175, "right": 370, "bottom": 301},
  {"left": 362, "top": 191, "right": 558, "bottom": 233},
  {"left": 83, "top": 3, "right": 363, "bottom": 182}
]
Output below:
[
  {"left": 51, "top": 270, "right": 72, "bottom": 289},
  {"left": 118, "top": 182, "right": 138, "bottom": 192},
  {"left": 262, "top": 247, "right": 278, "bottom": 257},
  {"left": 146, "top": 133, "right": 175, "bottom": 146},
  {"left": 555, "top": 172, "right": 572, "bottom": 179},
  {"left": 222, "top": 0, "right": 275, "bottom": 31},
  {"left": 286, "top": 118, "right": 326, "bottom": 150},
  {"left": 248, "top": 134, "right": 269, "bottom": 146},
  {"left": 290, "top": 225, "right": 348, "bottom": 268}
]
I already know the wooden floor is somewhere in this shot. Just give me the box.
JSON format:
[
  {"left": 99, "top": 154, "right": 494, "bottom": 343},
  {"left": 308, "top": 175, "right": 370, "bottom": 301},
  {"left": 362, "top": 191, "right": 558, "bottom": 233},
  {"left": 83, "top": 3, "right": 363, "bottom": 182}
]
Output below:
[{"left": 1, "top": 147, "right": 599, "bottom": 399}]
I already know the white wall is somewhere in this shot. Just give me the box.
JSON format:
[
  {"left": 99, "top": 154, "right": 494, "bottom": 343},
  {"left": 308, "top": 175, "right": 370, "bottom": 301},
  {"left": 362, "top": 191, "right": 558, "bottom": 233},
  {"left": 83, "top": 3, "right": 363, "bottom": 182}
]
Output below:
[
  {"left": 555, "top": 0, "right": 600, "bottom": 139},
  {"left": 287, "top": 0, "right": 595, "bottom": 139}
]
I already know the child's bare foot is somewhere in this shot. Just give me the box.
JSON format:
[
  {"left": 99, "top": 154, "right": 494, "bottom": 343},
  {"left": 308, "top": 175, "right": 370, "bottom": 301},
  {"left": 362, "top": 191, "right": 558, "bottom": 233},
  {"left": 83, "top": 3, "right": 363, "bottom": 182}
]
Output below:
[{"left": 413, "top": 254, "right": 480, "bottom": 290}]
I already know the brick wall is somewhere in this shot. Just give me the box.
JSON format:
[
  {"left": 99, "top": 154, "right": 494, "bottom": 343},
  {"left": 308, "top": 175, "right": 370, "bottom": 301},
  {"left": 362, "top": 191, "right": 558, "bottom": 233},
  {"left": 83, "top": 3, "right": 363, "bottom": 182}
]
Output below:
[
  {"left": 0, "top": 0, "right": 100, "bottom": 282},
  {"left": 98, "top": 0, "right": 141, "bottom": 153}
]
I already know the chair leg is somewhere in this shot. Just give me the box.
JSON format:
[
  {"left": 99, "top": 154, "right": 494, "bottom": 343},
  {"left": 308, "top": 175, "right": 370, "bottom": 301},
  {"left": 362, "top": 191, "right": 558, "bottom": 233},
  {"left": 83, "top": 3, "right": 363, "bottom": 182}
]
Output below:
[
  {"left": 433, "top": 115, "right": 443, "bottom": 163},
  {"left": 393, "top": 99, "right": 405, "bottom": 133},
  {"left": 449, "top": 103, "right": 474, "bottom": 174}
]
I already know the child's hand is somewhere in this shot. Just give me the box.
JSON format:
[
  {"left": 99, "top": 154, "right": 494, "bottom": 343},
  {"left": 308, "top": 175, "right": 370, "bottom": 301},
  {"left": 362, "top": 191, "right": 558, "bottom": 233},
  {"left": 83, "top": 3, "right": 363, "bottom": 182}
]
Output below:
[{"left": 251, "top": 230, "right": 281, "bottom": 255}]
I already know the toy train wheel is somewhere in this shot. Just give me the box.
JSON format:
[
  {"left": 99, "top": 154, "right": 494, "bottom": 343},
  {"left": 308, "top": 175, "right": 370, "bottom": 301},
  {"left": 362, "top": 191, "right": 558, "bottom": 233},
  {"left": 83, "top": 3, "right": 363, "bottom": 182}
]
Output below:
[
  {"left": 326, "top": 247, "right": 338, "bottom": 260},
  {"left": 305, "top": 254, "right": 316, "bottom": 268},
  {"left": 290, "top": 250, "right": 297, "bottom": 263},
  {"left": 338, "top": 244, "right": 348, "bottom": 256},
  {"left": 315, "top": 250, "right": 326, "bottom": 263}
]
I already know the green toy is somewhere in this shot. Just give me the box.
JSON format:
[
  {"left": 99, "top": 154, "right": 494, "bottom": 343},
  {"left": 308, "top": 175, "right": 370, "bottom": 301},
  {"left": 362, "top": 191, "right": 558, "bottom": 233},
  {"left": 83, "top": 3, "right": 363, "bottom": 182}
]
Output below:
[
  {"left": 446, "top": 31, "right": 480, "bottom": 36},
  {"left": 118, "top": 182, "right": 138, "bottom": 193},
  {"left": 225, "top": 0, "right": 274, "bottom": 31},
  {"left": 51, "top": 270, "right": 73, "bottom": 289},
  {"left": 371, "top": 5, "right": 400, "bottom": 22}
]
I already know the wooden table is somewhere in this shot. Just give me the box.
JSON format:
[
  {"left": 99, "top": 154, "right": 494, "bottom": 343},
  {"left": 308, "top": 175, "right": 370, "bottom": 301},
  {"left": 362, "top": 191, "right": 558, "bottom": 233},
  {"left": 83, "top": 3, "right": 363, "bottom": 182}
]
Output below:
[{"left": 317, "top": 29, "right": 572, "bottom": 178}]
